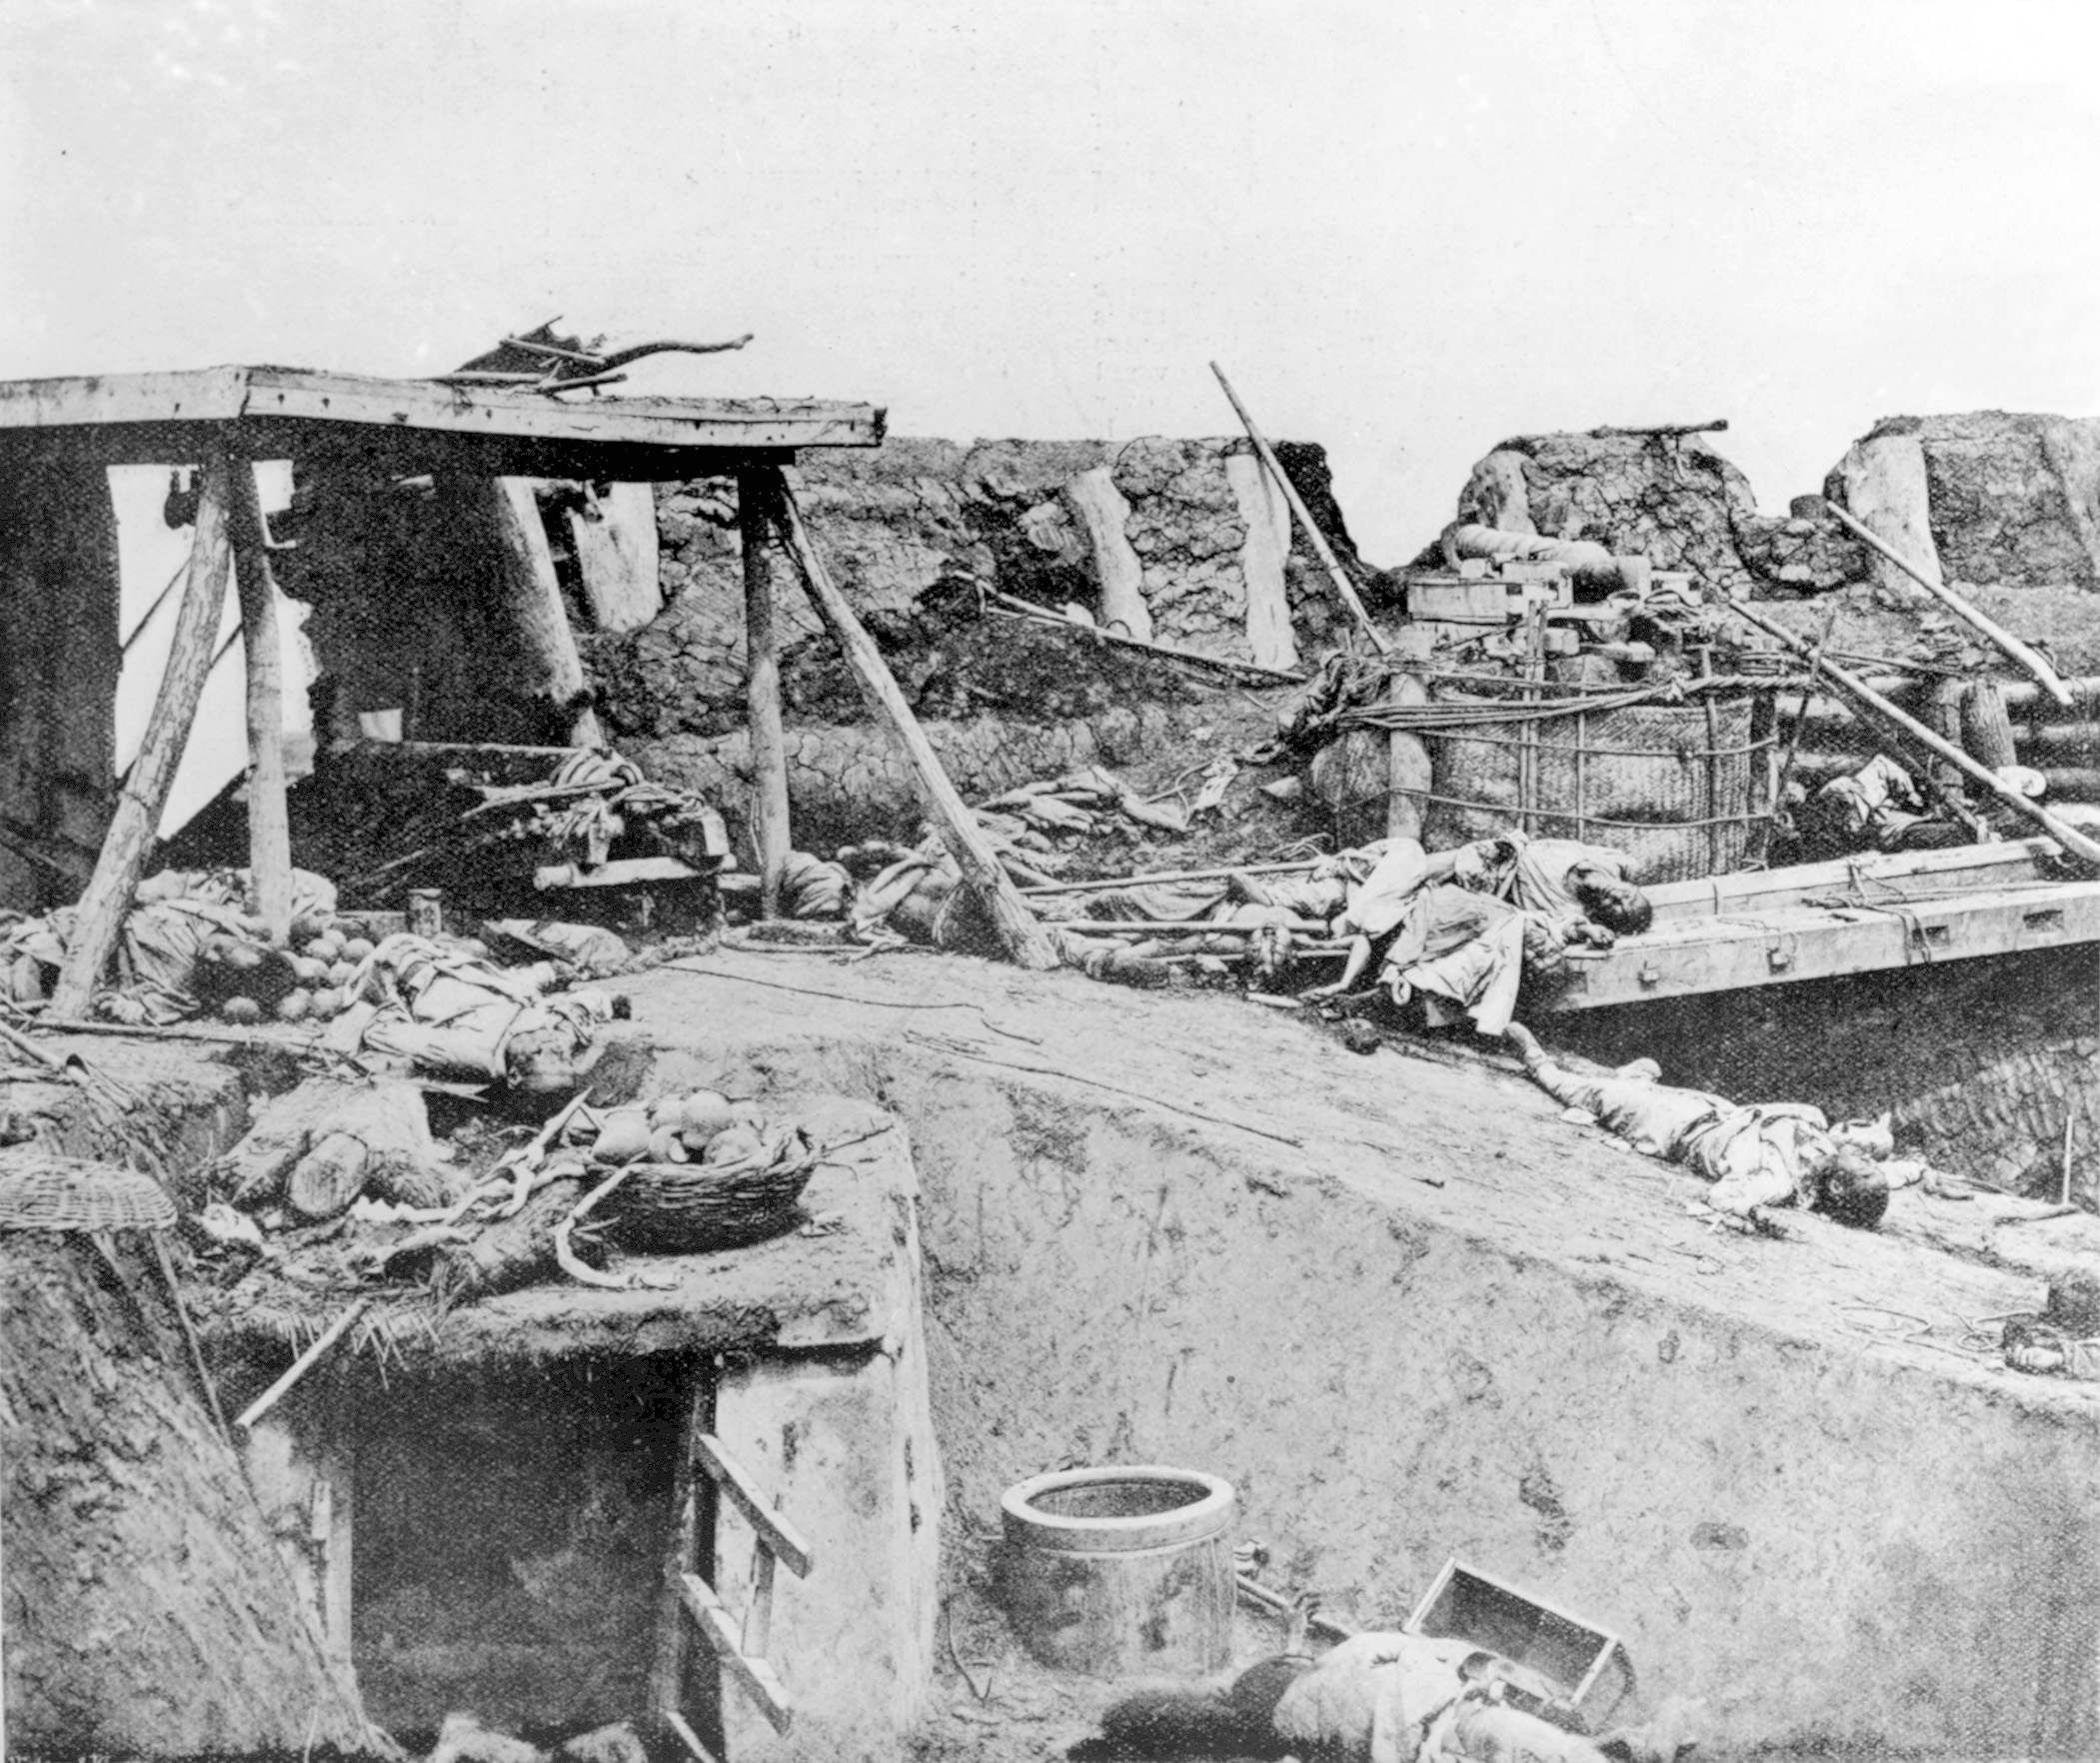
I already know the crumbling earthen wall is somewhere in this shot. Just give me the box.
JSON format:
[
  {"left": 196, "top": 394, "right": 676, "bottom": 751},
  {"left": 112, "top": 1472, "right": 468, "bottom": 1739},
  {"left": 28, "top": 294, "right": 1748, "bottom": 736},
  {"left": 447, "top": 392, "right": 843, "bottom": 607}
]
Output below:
[
  {"left": 587, "top": 437, "right": 1360, "bottom": 746},
  {"left": 2, "top": 1230, "right": 379, "bottom": 1755},
  {"left": 1412, "top": 432, "right": 1864, "bottom": 597},
  {"left": 1848, "top": 412, "right": 2100, "bottom": 591}
]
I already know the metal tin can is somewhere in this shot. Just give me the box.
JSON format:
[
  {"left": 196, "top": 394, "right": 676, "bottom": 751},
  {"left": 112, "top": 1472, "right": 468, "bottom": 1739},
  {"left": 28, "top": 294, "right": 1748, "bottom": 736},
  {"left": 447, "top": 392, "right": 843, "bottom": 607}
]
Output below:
[{"left": 406, "top": 888, "right": 445, "bottom": 939}]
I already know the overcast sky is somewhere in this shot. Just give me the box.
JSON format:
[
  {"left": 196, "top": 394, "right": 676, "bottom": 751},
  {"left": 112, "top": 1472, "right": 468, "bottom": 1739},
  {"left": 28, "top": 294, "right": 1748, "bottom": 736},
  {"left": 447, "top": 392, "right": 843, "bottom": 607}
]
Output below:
[{"left": 7, "top": 0, "right": 2100, "bottom": 820}]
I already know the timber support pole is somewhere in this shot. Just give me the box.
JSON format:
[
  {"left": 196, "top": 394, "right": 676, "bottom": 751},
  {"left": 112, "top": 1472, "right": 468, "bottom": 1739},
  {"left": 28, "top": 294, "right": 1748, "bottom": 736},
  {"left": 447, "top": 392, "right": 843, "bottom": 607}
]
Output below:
[
  {"left": 1210, "top": 362, "right": 1390, "bottom": 656},
  {"left": 50, "top": 447, "right": 237, "bottom": 1019},
  {"left": 1721, "top": 595, "right": 2100, "bottom": 871},
  {"left": 1817, "top": 497, "right": 2075, "bottom": 708},
  {"left": 738, "top": 466, "right": 793, "bottom": 918},
  {"left": 765, "top": 467, "right": 1062, "bottom": 969},
  {"left": 228, "top": 458, "right": 294, "bottom": 941}
]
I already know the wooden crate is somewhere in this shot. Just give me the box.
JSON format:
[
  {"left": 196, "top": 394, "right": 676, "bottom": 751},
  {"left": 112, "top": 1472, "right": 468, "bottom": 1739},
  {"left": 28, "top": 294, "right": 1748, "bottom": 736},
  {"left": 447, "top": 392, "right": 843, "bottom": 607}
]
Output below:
[{"left": 1404, "top": 1557, "right": 1632, "bottom": 1719}]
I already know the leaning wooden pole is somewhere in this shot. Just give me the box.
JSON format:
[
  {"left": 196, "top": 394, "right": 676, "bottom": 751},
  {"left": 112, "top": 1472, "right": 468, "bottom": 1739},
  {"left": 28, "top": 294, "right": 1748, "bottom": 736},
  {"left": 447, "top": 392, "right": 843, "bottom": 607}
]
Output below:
[
  {"left": 737, "top": 467, "right": 793, "bottom": 917},
  {"left": 766, "top": 469, "right": 1061, "bottom": 969},
  {"left": 50, "top": 450, "right": 236, "bottom": 1019},
  {"left": 1818, "top": 498, "right": 2074, "bottom": 708},
  {"left": 1210, "top": 362, "right": 1390, "bottom": 655},
  {"left": 227, "top": 460, "right": 293, "bottom": 941},
  {"left": 1721, "top": 595, "right": 2100, "bottom": 870}
]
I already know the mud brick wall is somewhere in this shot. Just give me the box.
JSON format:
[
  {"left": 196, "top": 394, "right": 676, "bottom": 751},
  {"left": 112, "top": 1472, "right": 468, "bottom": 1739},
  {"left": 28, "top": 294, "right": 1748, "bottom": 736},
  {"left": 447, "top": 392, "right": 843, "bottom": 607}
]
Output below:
[
  {"left": 1413, "top": 432, "right": 1866, "bottom": 598},
  {"left": 585, "top": 437, "right": 1362, "bottom": 746}
]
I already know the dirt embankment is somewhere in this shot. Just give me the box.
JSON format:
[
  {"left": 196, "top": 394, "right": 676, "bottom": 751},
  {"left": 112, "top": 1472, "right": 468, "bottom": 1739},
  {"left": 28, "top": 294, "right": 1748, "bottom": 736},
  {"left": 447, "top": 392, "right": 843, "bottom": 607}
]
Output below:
[{"left": 609, "top": 950, "right": 2100, "bottom": 1759}]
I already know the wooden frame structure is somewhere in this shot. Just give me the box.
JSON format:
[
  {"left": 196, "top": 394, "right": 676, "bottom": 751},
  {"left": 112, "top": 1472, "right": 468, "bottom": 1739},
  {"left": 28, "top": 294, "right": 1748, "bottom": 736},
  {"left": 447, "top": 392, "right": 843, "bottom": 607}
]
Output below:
[
  {"left": 1541, "top": 837, "right": 2100, "bottom": 1010},
  {"left": 0, "top": 359, "right": 1061, "bottom": 1017}
]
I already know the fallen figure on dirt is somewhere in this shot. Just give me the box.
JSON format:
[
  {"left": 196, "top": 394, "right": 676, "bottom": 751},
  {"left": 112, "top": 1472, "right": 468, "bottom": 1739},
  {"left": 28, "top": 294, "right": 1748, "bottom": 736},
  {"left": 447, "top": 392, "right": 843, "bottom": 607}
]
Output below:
[
  {"left": 1077, "top": 1604, "right": 1696, "bottom": 1763},
  {"left": 1503, "top": 1022, "right": 1891, "bottom": 1228}
]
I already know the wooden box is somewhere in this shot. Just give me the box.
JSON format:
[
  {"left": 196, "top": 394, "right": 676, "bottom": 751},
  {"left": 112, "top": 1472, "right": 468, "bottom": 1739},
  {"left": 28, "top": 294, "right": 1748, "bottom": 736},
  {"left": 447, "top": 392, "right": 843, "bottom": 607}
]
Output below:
[{"left": 1404, "top": 1557, "right": 1632, "bottom": 1718}]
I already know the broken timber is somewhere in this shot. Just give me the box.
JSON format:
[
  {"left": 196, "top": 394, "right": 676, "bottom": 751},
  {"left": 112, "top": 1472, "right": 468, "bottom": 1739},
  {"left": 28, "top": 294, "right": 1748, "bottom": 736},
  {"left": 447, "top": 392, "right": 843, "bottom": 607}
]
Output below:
[
  {"left": 1817, "top": 497, "right": 2074, "bottom": 708},
  {"left": 1210, "top": 362, "right": 1390, "bottom": 656},
  {"left": 48, "top": 450, "right": 235, "bottom": 1018},
  {"left": 767, "top": 468, "right": 1061, "bottom": 970},
  {"left": 1723, "top": 595, "right": 2100, "bottom": 868}
]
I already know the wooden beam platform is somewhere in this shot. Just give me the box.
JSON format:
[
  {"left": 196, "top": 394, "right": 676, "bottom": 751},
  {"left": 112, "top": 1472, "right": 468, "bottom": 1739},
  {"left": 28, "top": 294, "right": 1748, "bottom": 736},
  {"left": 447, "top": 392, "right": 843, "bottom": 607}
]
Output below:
[
  {"left": 1542, "top": 838, "right": 2100, "bottom": 1010},
  {"left": 0, "top": 367, "right": 885, "bottom": 474}
]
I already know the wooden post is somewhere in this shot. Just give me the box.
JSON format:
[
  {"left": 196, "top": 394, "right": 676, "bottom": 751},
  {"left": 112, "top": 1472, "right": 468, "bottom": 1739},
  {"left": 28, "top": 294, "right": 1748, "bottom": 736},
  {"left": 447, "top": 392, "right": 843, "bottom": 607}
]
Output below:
[
  {"left": 737, "top": 468, "right": 792, "bottom": 918},
  {"left": 1386, "top": 672, "right": 1431, "bottom": 842},
  {"left": 1721, "top": 596, "right": 2100, "bottom": 870},
  {"left": 1819, "top": 498, "right": 2074, "bottom": 707},
  {"left": 228, "top": 461, "right": 293, "bottom": 941},
  {"left": 766, "top": 469, "right": 1062, "bottom": 969},
  {"left": 1210, "top": 363, "right": 1390, "bottom": 655},
  {"left": 49, "top": 450, "right": 236, "bottom": 1019}
]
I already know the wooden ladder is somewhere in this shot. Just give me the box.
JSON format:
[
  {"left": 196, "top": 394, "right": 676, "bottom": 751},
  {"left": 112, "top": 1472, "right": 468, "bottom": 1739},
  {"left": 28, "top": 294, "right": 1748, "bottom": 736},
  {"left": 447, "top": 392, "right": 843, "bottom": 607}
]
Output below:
[{"left": 650, "top": 1400, "right": 816, "bottom": 1762}]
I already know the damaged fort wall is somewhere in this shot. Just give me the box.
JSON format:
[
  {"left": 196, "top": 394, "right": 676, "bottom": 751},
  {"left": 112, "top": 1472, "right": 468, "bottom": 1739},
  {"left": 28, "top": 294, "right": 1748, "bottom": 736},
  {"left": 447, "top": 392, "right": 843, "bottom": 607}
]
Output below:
[
  {"left": 1851, "top": 412, "right": 2100, "bottom": 592},
  {"left": 2, "top": 1229, "right": 380, "bottom": 1756},
  {"left": 1408, "top": 432, "right": 1865, "bottom": 599},
  {"left": 585, "top": 436, "right": 1360, "bottom": 747}
]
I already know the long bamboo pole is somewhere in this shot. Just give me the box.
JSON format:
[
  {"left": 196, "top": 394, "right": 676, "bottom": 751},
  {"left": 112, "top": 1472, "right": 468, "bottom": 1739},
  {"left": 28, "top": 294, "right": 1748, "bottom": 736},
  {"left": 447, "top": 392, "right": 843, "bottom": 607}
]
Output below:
[
  {"left": 737, "top": 467, "right": 792, "bottom": 917},
  {"left": 1819, "top": 498, "right": 2073, "bottom": 707},
  {"left": 1210, "top": 363, "right": 1390, "bottom": 655},
  {"left": 50, "top": 450, "right": 237, "bottom": 1019},
  {"left": 1722, "top": 596, "right": 2100, "bottom": 869},
  {"left": 767, "top": 470, "right": 1062, "bottom": 970},
  {"left": 227, "top": 460, "right": 293, "bottom": 941},
  {"left": 1020, "top": 860, "right": 1319, "bottom": 896}
]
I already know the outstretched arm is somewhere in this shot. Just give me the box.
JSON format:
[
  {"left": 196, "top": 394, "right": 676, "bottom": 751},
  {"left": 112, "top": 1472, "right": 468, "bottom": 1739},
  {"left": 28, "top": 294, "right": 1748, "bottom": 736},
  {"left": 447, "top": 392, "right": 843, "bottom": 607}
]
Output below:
[{"left": 1302, "top": 933, "right": 1374, "bottom": 999}]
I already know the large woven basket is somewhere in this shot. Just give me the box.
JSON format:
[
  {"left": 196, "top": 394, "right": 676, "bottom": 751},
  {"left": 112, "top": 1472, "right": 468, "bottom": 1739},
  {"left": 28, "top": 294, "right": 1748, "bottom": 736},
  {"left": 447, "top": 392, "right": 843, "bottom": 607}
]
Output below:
[
  {"left": 603, "top": 1130, "right": 816, "bottom": 1255},
  {"left": 1420, "top": 691, "right": 1767, "bottom": 883},
  {"left": 0, "top": 1148, "right": 177, "bottom": 1232}
]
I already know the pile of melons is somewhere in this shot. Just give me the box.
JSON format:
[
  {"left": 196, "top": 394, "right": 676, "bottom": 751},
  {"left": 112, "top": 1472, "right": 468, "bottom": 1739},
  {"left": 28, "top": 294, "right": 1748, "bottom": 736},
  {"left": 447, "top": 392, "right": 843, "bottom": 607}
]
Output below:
[
  {"left": 580, "top": 1089, "right": 768, "bottom": 1167},
  {"left": 202, "top": 917, "right": 379, "bottom": 1025}
]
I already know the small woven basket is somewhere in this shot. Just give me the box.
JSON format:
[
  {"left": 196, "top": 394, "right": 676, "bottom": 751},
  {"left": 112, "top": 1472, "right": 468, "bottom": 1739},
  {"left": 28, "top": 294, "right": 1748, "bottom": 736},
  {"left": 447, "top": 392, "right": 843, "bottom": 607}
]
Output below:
[
  {"left": 603, "top": 1129, "right": 816, "bottom": 1255},
  {"left": 0, "top": 1148, "right": 177, "bottom": 1232}
]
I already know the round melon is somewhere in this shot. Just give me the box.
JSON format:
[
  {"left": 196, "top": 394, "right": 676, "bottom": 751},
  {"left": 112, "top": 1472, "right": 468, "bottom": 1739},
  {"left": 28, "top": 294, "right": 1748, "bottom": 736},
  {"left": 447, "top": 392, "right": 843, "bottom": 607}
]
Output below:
[
  {"left": 673, "top": 1090, "right": 735, "bottom": 1141},
  {"left": 340, "top": 936, "right": 376, "bottom": 962},
  {"left": 221, "top": 996, "right": 262, "bottom": 1025},
  {"left": 309, "top": 986, "right": 343, "bottom": 1017},
  {"left": 591, "top": 1112, "right": 654, "bottom": 1165},
  {"left": 704, "top": 1124, "right": 764, "bottom": 1167},
  {"left": 276, "top": 989, "right": 312, "bottom": 1022}
]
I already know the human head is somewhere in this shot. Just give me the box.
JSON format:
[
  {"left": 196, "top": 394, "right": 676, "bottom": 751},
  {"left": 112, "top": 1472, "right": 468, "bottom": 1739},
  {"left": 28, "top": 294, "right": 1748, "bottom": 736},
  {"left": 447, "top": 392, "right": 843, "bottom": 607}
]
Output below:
[
  {"left": 1572, "top": 867, "right": 1653, "bottom": 935},
  {"left": 1818, "top": 1142, "right": 1891, "bottom": 1228},
  {"left": 1245, "top": 911, "right": 1295, "bottom": 984}
]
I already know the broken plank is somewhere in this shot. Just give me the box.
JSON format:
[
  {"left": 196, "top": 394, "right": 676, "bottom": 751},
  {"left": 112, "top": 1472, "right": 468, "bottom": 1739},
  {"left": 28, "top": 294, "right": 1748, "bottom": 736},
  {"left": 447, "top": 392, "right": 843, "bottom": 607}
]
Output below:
[
  {"left": 696, "top": 1433, "right": 814, "bottom": 1577},
  {"left": 680, "top": 1571, "right": 795, "bottom": 1734}
]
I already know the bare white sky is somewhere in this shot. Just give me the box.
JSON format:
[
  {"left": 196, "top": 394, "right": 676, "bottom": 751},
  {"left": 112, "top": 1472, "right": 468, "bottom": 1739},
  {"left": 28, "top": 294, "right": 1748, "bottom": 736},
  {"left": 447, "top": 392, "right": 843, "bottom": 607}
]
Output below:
[{"left": 6, "top": 0, "right": 2100, "bottom": 820}]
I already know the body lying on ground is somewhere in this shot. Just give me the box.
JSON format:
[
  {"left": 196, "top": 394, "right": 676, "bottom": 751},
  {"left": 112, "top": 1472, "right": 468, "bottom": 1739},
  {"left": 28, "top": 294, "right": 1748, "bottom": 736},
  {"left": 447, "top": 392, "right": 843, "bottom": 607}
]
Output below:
[
  {"left": 1797, "top": 753, "right": 2053, "bottom": 859},
  {"left": 1504, "top": 1022, "right": 1890, "bottom": 1227},
  {"left": 1083, "top": 1622, "right": 1697, "bottom": 1763}
]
